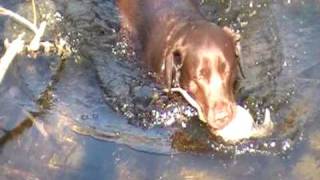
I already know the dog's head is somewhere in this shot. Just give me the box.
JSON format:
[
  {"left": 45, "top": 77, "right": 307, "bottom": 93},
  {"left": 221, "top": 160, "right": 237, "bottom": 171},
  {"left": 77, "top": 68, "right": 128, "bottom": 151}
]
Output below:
[{"left": 164, "top": 22, "right": 241, "bottom": 131}]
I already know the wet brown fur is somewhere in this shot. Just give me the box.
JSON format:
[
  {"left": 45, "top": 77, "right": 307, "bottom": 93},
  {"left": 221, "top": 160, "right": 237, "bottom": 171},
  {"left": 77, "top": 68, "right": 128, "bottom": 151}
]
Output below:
[{"left": 117, "top": 0, "right": 240, "bottom": 130}]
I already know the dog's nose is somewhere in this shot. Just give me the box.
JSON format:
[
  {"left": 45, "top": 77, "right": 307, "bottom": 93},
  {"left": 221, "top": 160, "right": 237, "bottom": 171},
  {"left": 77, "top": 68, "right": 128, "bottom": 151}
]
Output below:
[
  {"left": 214, "top": 102, "right": 229, "bottom": 120},
  {"left": 206, "top": 101, "right": 232, "bottom": 130}
]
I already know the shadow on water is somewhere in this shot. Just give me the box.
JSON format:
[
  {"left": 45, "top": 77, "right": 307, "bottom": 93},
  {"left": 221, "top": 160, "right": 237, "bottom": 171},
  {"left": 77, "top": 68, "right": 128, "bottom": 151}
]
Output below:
[{"left": 0, "top": 0, "right": 320, "bottom": 179}]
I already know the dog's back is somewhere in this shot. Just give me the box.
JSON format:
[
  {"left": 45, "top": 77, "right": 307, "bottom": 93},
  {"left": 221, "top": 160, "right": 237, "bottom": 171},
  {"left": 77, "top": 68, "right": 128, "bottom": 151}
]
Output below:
[
  {"left": 117, "top": 0, "right": 201, "bottom": 44},
  {"left": 117, "top": 0, "right": 202, "bottom": 72}
]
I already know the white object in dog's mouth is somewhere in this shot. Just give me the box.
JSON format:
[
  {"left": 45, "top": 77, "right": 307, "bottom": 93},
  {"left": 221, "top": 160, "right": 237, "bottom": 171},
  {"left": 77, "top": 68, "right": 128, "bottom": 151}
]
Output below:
[
  {"left": 214, "top": 105, "right": 254, "bottom": 142},
  {"left": 165, "top": 88, "right": 273, "bottom": 143},
  {"left": 215, "top": 106, "right": 273, "bottom": 143}
]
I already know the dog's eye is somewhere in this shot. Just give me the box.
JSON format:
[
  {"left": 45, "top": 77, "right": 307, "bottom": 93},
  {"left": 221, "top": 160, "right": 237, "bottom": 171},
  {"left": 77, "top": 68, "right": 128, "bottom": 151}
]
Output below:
[
  {"left": 199, "top": 68, "right": 209, "bottom": 79},
  {"left": 219, "top": 62, "right": 226, "bottom": 73},
  {"left": 173, "top": 50, "right": 182, "bottom": 66}
]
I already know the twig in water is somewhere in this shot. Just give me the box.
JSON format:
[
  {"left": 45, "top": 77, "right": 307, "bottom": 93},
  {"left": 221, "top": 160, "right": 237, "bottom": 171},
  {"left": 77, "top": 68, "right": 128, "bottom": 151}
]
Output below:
[
  {"left": 0, "top": 6, "right": 48, "bottom": 52},
  {"left": 29, "top": 21, "right": 46, "bottom": 51},
  {"left": 0, "top": 33, "right": 25, "bottom": 83},
  {"left": 0, "top": 6, "right": 38, "bottom": 33},
  {"left": 23, "top": 110, "right": 48, "bottom": 138},
  {"left": 0, "top": 6, "right": 50, "bottom": 86},
  {"left": 31, "top": 0, "right": 37, "bottom": 25},
  {"left": 164, "top": 87, "right": 206, "bottom": 123}
]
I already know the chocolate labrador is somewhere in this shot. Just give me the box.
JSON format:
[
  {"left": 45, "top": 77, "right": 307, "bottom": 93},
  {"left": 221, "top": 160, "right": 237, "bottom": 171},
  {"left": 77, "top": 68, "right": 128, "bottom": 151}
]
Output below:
[{"left": 117, "top": 0, "right": 241, "bottom": 132}]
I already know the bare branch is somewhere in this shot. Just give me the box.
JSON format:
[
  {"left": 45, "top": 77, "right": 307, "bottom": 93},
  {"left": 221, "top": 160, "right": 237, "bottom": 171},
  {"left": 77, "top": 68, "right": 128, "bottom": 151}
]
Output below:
[
  {"left": 0, "top": 6, "right": 38, "bottom": 33},
  {"left": 29, "top": 21, "right": 46, "bottom": 51},
  {"left": 31, "top": 0, "right": 37, "bottom": 25},
  {"left": 24, "top": 109, "right": 48, "bottom": 138},
  {"left": 164, "top": 87, "right": 206, "bottom": 122},
  {"left": 0, "top": 33, "right": 25, "bottom": 83}
]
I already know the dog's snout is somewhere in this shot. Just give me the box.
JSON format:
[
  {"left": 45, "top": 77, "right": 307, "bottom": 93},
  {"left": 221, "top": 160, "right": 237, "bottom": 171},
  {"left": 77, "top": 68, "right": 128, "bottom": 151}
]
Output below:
[
  {"left": 214, "top": 101, "right": 227, "bottom": 113},
  {"left": 206, "top": 101, "right": 234, "bottom": 130}
]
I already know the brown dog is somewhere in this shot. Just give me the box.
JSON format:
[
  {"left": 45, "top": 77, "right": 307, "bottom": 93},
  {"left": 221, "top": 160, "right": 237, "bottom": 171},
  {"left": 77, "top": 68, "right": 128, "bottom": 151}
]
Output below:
[{"left": 117, "top": 0, "right": 241, "bottom": 132}]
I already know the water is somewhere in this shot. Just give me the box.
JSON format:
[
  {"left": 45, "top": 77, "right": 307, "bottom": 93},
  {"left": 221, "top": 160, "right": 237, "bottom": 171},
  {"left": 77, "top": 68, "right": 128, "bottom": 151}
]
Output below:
[{"left": 0, "top": 0, "right": 320, "bottom": 179}]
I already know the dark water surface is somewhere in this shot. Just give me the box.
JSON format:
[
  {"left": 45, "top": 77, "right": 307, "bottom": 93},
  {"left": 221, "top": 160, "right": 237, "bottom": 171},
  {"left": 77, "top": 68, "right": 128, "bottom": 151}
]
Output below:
[{"left": 0, "top": 0, "right": 320, "bottom": 179}]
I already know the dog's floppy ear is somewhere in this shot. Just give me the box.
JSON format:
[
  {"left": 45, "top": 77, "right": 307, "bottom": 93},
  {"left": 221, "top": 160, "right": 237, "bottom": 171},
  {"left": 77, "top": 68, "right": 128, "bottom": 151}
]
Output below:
[
  {"left": 223, "top": 26, "right": 241, "bottom": 56},
  {"left": 165, "top": 49, "right": 184, "bottom": 91},
  {"left": 223, "top": 26, "right": 245, "bottom": 78},
  {"left": 222, "top": 26, "right": 240, "bottom": 41}
]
